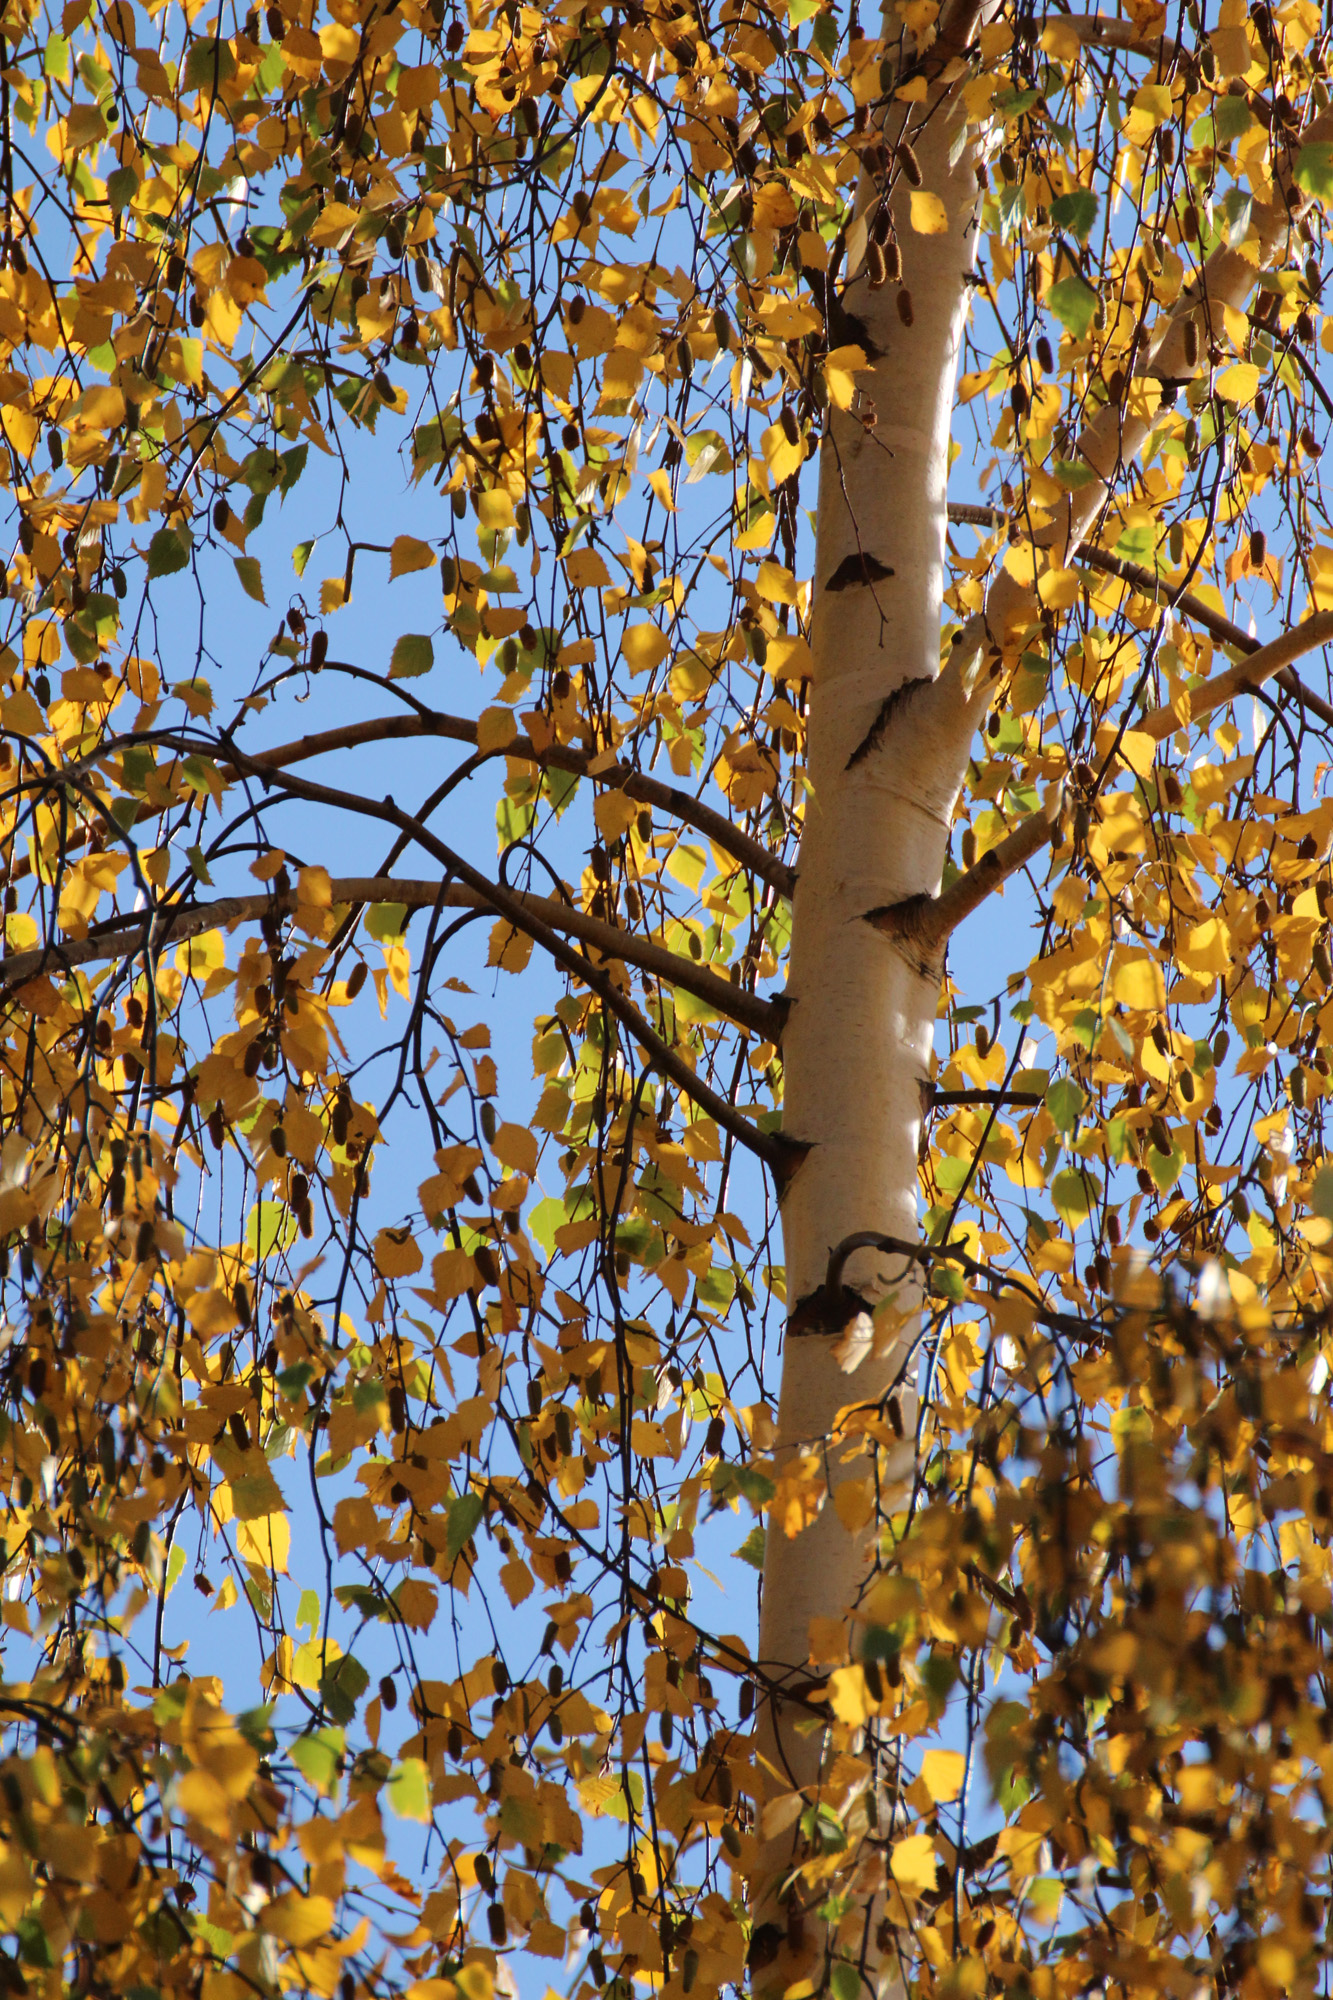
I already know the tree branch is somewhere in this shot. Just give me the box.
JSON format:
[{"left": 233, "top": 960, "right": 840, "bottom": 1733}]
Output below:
[
  {"left": 945, "top": 505, "right": 1333, "bottom": 731},
  {"left": 6, "top": 699, "right": 795, "bottom": 901},
  {"left": 0, "top": 874, "right": 784, "bottom": 1041},
  {"left": 212, "top": 767, "right": 799, "bottom": 1183},
  {"left": 1137, "top": 610, "right": 1333, "bottom": 744},
  {"left": 239, "top": 695, "right": 796, "bottom": 900},
  {"left": 860, "top": 786, "right": 1063, "bottom": 953}
]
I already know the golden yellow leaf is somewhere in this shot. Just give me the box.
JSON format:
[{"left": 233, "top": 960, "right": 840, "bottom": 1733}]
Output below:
[
  {"left": 1112, "top": 955, "right": 1166, "bottom": 1011},
  {"left": 622, "top": 623, "right": 669, "bottom": 675},
  {"left": 889, "top": 1834, "right": 939, "bottom": 1895},
  {"left": 594, "top": 789, "right": 639, "bottom": 842},
  {"left": 493, "top": 1121, "right": 538, "bottom": 1176},
  {"left": 477, "top": 706, "right": 517, "bottom": 754},
  {"left": 920, "top": 1748, "right": 966, "bottom": 1803},
  {"left": 825, "top": 343, "right": 869, "bottom": 410},
  {"left": 375, "top": 1227, "right": 424, "bottom": 1278},
  {"left": 1215, "top": 361, "right": 1260, "bottom": 403},
  {"left": 909, "top": 189, "right": 949, "bottom": 234},
  {"left": 261, "top": 1891, "right": 335, "bottom": 1946}
]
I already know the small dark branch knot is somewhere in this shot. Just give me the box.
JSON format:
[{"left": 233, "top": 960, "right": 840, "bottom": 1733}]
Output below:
[
  {"left": 862, "top": 890, "right": 937, "bottom": 943},
  {"left": 824, "top": 552, "right": 895, "bottom": 594},
  {"left": 847, "top": 674, "right": 932, "bottom": 769},
  {"left": 788, "top": 1281, "right": 874, "bottom": 1338}
]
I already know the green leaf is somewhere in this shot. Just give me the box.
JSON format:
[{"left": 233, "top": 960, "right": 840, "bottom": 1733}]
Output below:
[
  {"left": 320, "top": 1652, "right": 369, "bottom": 1724},
  {"left": 244, "top": 1198, "right": 299, "bottom": 1260},
  {"left": 1314, "top": 1166, "right": 1333, "bottom": 1221},
  {"left": 290, "top": 1728, "right": 343, "bottom": 1795},
  {"left": 1050, "top": 189, "right": 1098, "bottom": 243},
  {"left": 1046, "top": 1077, "right": 1086, "bottom": 1133},
  {"left": 165, "top": 1541, "right": 186, "bottom": 1596},
  {"left": 364, "top": 902, "right": 408, "bottom": 943},
  {"left": 390, "top": 632, "right": 434, "bottom": 679},
  {"left": 445, "top": 1490, "right": 484, "bottom": 1563},
  {"left": 1295, "top": 141, "right": 1333, "bottom": 200},
  {"left": 146, "top": 527, "right": 191, "bottom": 577},
  {"left": 388, "top": 1757, "right": 432, "bottom": 1821},
  {"left": 1213, "top": 92, "right": 1253, "bottom": 143},
  {"left": 233, "top": 555, "right": 266, "bottom": 603},
  {"left": 186, "top": 844, "right": 213, "bottom": 886},
  {"left": 1051, "top": 1166, "right": 1095, "bottom": 1224},
  {"left": 1046, "top": 274, "right": 1098, "bottom": 341},
  {"left": 292, "top": 538, "right": 315, "bottom": 577},
  {"left": 830, "top": 1963, "right": 860, "bottom": 2000},
  {"left": 735, "top": 1525, "right": 766, "bottom": 1570},
  {"left": 297, "top": 1587, "right": 320, "bottom": 1634}
]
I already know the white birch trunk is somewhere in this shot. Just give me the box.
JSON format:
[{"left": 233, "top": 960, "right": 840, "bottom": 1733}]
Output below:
[{"left": 752, "top": 83, "right": 986, "bottom": 1990}]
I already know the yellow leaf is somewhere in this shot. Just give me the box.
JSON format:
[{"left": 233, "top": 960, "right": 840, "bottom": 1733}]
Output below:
[
  {"left": 238, "top": 1513, "right": 291, "bottom": 1574},
  {"left": 261, "top": 1891, "right": 335, "bottom": 1947},
  {"left": 827, "top": 1663, "right": 872, "bottom": 1726},
  {"left": 622, "top": 623, "right": 669, "bottom": 675},
  {"left": 394, "top": 1577, "right": 438, "bottom": 1629},
  {"left": 493, "top": 1121, "right": 538, "bottom": 1176},
  {"left": 478, "top": 489, "right": 515, "bottom": 530},
  {"left": 755, "top": 559, "right": 800, "bottom": 605},
  {"left": 1113, "top": 955, "right": 1166, "bottom": 1011},
  {"left": 832, "top": 1477, "right": 874, "bottom": 1533},
  {"left": 477, "top": 706, "right": 517, "bottom": 754},
  {"left": 920, "top": 1748, "right": 966, "bottom": 1803},
  {"left": 487, "top": 919, "right": 533, "bottom": 973},
  {"left": 565, "top": 549, "right": 611, "bottom": 589},
  {"left": 1182, "top": 916, "right": 1232, "bottom": 976},
  {"left": 890, "top": 1833, "right": 938, "bottom": 1895},
  {"left": 1118, "top": 728, "right": 1156, "bottom": 779},
  {"left": 824, "top": 343, "right": 868, "bottom": 411},
  {"left": 594, "top": 789, "right": 639, "bottom": 842},
  {"left": 909, "top": 190, "right": 949, "bottom": 234},
  {"left": 389, "top": 535, "right": 436, "bottom": 579},
  {"left": 1215, "top": 360, "right": 1260, "bottom": 403},
  {"left": 374, "top": 1227, "right": 424, "bottom": 1278},
  {"left": 320, "top": 576, "right": 348, "bottom": 614}
]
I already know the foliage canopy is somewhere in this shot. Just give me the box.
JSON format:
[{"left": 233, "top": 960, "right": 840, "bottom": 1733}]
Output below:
[{"left": 5, "top": 0, "right": 1333, "bottom": 1997}]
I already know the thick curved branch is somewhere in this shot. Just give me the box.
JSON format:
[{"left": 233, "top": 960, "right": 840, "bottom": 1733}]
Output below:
[
  {"left": 1138, "top": 610, "right": 1333, "bottom": 744},
  {"left": 238, "top": 696, "right": 796, "bottom": 899},
  {"left": 5, "top": 697, "right": 796, "bottom": 902},
  {"left": 0, "top": 874, "right": 783, "bottom": 1040}
]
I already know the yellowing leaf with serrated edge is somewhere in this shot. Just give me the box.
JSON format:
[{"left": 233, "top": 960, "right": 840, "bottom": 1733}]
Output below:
[
  {"left": 909, "top": 189, "right": 948, "bottom": 234},
  {"left": 493, "top": 1121, "right": 538, "bottom": 1176},
  {"left": 890, "top": 1833, "right": 938, "bottom": 1895},
  {"left": 1216, "top": 361, "right": 1261, "bottom": 403},
  {"left": 827, "top": 1663, "right": 873, "bottom": 1725},
  {"left": 825, "top": 343, "right": 869, "bottom": 411},
  {"left": 261, "top": 1892, "right": 335, "bottom": 1946},
  {"left": 389, "top": 534, "right": 436, "bottom": 578},
  {"left": 622, "top": 623, "right": 669, "bottom": 674},
  {"left": 1118, "top": 729, "right": 1156, "bottom": 779},
  {"left": 594, "top": 789, "right": 639, "bottom": 842},
  {"left": 920, "top": 1748, "right": 966, "bottom": 1802},
  {"left": 477, "top": 706, "right": 517, "bottom": 754},
  {"left": 374, "top": 1227, "right": 423, "bottom": 1278}
]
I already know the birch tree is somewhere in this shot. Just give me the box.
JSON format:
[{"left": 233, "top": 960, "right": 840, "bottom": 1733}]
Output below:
[{"left": 2, "top": 0, "right": 1333, "bottom": 1997}]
